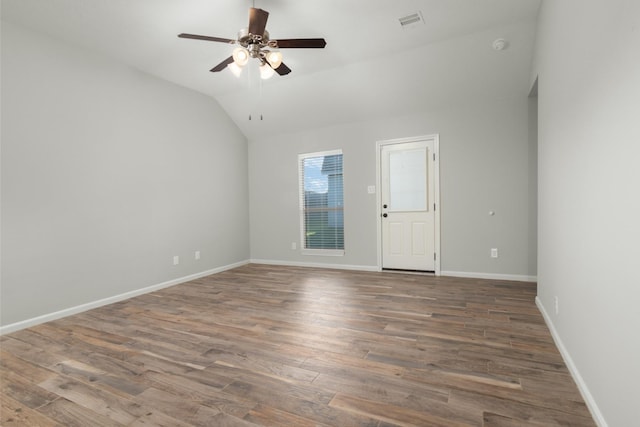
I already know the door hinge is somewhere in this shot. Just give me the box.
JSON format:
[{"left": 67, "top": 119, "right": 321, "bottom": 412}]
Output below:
[
  {"left": 434, "top": 252, "right": 436, "bottom": 261},
  {"left": 433, "top": 153, "right": 435, "bottom": 161},
  {"left": 434, "top": 203, "right": 436, "bottom": 211}
]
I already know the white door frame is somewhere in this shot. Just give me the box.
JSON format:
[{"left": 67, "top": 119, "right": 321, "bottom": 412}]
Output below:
[{"left": 376, "top": 134, "right": 441, "bottom": 274}]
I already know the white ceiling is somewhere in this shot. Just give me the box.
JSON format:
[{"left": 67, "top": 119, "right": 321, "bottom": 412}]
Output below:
[{"left": 1, "top": 0, "right": 541, "bottom": 139}]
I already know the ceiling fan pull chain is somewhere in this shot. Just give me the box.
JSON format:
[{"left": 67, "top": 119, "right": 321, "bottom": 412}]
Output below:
[{"left": 257, "top": 70, "right": 264, "bottom": 121}]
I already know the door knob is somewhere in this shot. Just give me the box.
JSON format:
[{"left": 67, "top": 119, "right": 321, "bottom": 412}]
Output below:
[
  {"left": 383, "top": 204, "right": 388, "bottom": 209},
  {"left": 382, "top": 213, "right": 388, "bottom": 218}
]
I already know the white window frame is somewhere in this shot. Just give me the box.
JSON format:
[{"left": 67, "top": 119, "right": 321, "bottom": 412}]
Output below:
[{"left": 298, "top": 149, "right": 345, "bottom": 256}]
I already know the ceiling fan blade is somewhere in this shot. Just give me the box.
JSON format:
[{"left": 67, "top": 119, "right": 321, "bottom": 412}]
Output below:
[
  {"left": 275, "top": 38, "right": 327, "bottom": 49},
  {"left": 274, "top": 62, "right": 292, "bottom": 76},
  {"left": 178, "top": 33, "right": 235, "bottom": 44},
  {"left": 210, "top": 56, "right": 234, "bottom": 72},
  {"left": 248, "top": 8, "right": 269, "bottom": 37}
]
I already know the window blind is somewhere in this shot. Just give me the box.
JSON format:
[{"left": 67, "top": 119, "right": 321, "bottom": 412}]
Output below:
[{"left": 298, "top": 150, "right": 344, "bottom": 255}]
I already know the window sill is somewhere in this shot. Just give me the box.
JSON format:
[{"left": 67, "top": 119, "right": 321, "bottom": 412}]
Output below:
[{"left": 301, "top": 249, "right": 345, "bottom": 257}]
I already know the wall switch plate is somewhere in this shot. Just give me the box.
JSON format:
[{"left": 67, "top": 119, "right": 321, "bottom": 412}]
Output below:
[
  {"left": 367, "top": 185, "right": 376, "bottom": 194},
  {"left": 195, "top": 251, "right": 200, "bottom": 260},
  {"left": 491, "top": 248, "right": 498, "bottom": 258},
  {"left": 173, "top": 255, "right": 180, "bottom": 265}
]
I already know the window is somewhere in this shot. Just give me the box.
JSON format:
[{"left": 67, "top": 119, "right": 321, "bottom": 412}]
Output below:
[{"left": 298, "top": 150, "right": 344, "bottom": 256}]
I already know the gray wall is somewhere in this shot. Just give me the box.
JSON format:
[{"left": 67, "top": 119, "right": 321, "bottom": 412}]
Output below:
[
  {"left": 532, "top": 0, "right": 640, "bottom": 425},
  {"left": 1, "top": 21, "right": 249, "bottom": 326},
  {"left": 249, "top": 96, "right": 536, "bottom": 278}
]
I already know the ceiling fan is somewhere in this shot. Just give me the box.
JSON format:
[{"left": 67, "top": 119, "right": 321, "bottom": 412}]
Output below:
[{"left": 178, "top": 7, "right": 327, "bottom": 79}]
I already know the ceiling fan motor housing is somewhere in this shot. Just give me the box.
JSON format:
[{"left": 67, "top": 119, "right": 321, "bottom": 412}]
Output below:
[{"left": 238, "top": 28, "right": 277, "bottom": 59}]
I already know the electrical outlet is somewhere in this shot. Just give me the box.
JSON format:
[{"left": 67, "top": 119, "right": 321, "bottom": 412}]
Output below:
[
  {"left": 291, "top": 242, "right": 297, "bottom": 250},
  {"left": 554, "top": 296, "right": 559, "bottom": 314},
  {"left": 173, "top": 255, "right": 180, "bottom": 265},
  {"left": 195, "top": 251, "right": 200, "bottom": 260},
  {"left": 490, "top": 248, "right": 498, "bottom": 258}
]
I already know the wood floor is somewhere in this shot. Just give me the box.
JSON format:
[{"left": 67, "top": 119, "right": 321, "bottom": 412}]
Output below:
[{"left": 1, "top": 264, "right": 595, "bottom": 426}]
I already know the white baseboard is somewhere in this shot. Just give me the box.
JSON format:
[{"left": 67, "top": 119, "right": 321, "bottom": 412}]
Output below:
[
  {"left": 250, "top": 258, "right": 379, "bottom": 272},
  {"left": 0, "top": 260, "right": 249, "bottom": 335},
  {"left": 535, "top": 297, "right": 607, "bottom": 427},
  {"left": 248, "top": 263, "right": 536, "bottom": 281},
  {"left": 441, "top": 270, "right": 537, "bottom": 282}
]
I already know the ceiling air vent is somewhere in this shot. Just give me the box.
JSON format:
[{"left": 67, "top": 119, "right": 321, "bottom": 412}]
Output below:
[{"left": 399, "top": 11, "right": 424, "bottom": 29}]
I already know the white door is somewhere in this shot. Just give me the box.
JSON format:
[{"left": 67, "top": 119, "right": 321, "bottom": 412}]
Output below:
[{"left": 380, "top": 138, "right": 437, "bottom": 271}]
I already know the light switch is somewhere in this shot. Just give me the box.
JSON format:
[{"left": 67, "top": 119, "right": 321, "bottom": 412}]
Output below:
[{"left": 367, "top": 185, "right": 376, "bottom": 194}]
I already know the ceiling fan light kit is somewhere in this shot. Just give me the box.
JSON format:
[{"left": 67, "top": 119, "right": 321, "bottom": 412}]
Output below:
[
  {"left": 265, "top": 51, "right": 283, "bottom": 69},
  {"left": 178, "top": 7, "right": 326, "bottom": 79},
  {"left": 259, "top": 62, "right": 276, "bottom": 79},
  {"left": 232, "top": 47, "right": 250, "bottom": 67},
  {"left": 227, "top": 62, "right": 244, "bottom": 78}
]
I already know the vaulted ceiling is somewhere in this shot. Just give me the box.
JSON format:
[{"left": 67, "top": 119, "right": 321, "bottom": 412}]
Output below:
[{"left": 1, "top": 0, "right": 541, "bottom": 139}]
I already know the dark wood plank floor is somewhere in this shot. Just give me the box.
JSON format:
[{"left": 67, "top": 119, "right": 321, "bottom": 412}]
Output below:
[{"left": 0, "top": 264, "right": 595, "bottom": 426}]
